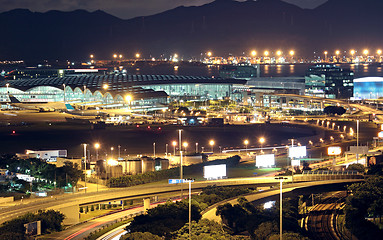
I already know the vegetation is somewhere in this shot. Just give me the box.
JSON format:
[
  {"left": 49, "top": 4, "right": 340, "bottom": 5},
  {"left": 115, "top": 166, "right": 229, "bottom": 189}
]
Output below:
[
  {"left": 126, "top": 199, "right": 201, "bottom": 238},
  {"left": 108, "top": 155, "right": 241, "bottom": 187},
  {"left": 346, "top": 163, "right": 365, "bottom": 173},
  {"left": 123, "top": 185, "right": 253, "bottom": 239},
  {"left": 344, "top": 176, "right": 383, "bottom": 239},
  {"left": 0, "top": 155, "right": 82, "bottom": 194},
  {"left": 216, "top": 197, "right": 307, "bottom": 239},
  {"left": 0, "top": 210, "right": 64, "bottom": 240},
  {"left": 173, "top": 219, "right": 248, "bottom": 239},
  {"left": 323, "top": 106, "right": 346, "bottom": 115}
]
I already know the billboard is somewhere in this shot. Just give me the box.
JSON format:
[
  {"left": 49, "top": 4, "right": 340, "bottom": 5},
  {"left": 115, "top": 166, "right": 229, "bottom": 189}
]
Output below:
[
  {"left": 288, "top": 146, "right": 307, "bottom": 158},
  {"left": 328, "top": 147, "right": 342, "bottom": 155},
  {"left": 349, "top": 146, "right": 369, "bottom": 155},
  {"left": 204, "top": 164, "right": 226, "bottom": 179},
  {"left": 256, "top": 154, "right": 275, "bottom": 168}
]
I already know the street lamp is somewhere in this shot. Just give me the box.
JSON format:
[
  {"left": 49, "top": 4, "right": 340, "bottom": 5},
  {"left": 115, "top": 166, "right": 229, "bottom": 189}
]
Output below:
[
  {"left": 259, "top": 137, "right": 265, "bottom": 153},
  {"left": 275, "top": 177, "right": 287, "bottom": 240},
  {"left": 350, "top": 49, "right": 355, "bottom": 63},
  {"left": 63, "top": 84, "right": 66, "bottom": 103},
  {"left": 125, "top": 95, "right": 133, "bottom": 109},
  {"left": 183, "top": 142, "right": 188, "bottom": 154},
  {"left": 335, "top": 50, "right": 340, "bottom": 62},
  {"left": 178, "top": 129, "right": 184, "bottom": 197},
  {"left": 251, "top": 50, "right": 257, "bottom": 57},
  {"left": 324, "top": 51, "right": 328, "bottom": 62},
  {"left": 94, "top": 143, "right": 100, "bottom": 160},
  {"left": 207, "top": 51, "right": 212, "bottom": 57},
  {"left": 209, "top": 140, "right": 215, "bottom": 153},
  {"left": 244, "top": 139, "right": 249, "bottom": 153},
  {"left": 135, "top": 53, "right": 140, "bottom": 58},
  {"left": 363, "top": 49, "right": 369, "bottom": 62},
  {"left": 153, "top": 142, "right": 156, "bottom": 157},
  {"left": 377, "top": 49, "right": 382, "bottom": 62},
  {"left": 195, "top": 142, "right": 198, "bottom": 153},
  {"left": 83, "top": 143, "right": 87, "bottom": 193},
  {"left": 172, "top": 141, "right": 177, "bottom": 156}
]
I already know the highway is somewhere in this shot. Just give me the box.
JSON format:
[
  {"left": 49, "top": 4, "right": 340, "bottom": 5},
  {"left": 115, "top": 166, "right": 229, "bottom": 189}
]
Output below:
[
  {"left": 0, "top": 176, "right": 309, "bottom": 225},
  {"left": 55, "top": 179, "right": 362, "bottom": 240},
  {"left": 202, "top": 179, "right": 361, "bottom": 223},
  {"left": 43, "top": 200, "right": 174, "bottom": 240}
]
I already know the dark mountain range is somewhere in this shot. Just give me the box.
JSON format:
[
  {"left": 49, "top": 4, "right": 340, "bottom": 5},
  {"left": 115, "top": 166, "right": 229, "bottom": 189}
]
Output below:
[{"left": 0, "top": 0, "right": 382, "bottom": 60}]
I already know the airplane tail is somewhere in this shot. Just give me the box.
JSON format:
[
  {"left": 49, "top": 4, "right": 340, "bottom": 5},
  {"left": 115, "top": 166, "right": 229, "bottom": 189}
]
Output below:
[
  {"left": 65, "top": 103, "right": 76, "bottom": 111},
  {"left": 9, "top": 95, "right": 21, "bottom": 103}
]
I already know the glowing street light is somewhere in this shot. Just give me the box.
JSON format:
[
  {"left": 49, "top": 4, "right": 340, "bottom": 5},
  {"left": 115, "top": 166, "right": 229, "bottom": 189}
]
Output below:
[
  {"left": 276, "top": 50, "right": 282, "bottom": 56},
  {"left": 94, "top": 143, "right": 100, "bottom": 160},
  {"left": 244, "top": 139, "right": 249, "bottom": 153},
  {"left": 119, "top": 54, "right": 122, "bottom": 59},
  {"left": 103, "top": 84, "right": 108, "bottom": 90},
  {"left": 335, "top": 50, "right": 340, "bottom": 62},
  {"left": 324, "top": 51, "right": 328, "bottom": 61},
  {"left": 207, "top": 51, "right": 212, "bottom": 57},
  {"left": 172, "top": 141, "right": 177, "bottom": 156},
  {"left": 135, "top": 53, "right": 140, "bottom": 58},
  {"left": 113, "top": 54, "right": 117, "bottom": 59},
  {"left": 209, "top": 140, "right": 215, "bottom": 153},
  {"left": 183, "top": 142, "right": 188, "bottom": 153},
  {"left": 251, "top": 50, "right": 257, "bottom": 57},
  {"left": 259, "top": 137, "right": 265, "bottom": 153},
  {"left": 377, "top": 49, "right": 382, "bottom": 62},
  {"left": 125, "top": 95, "right": 133, "bottom": 109},
  {"left": 264, "top": 50, "right": 269, "bottom": 57},
  {"left": 289, "top": 50, "right": 295, "bottom": 56},
  {"left": 363, "top": 49, "right": 369, "bottom": 62}
]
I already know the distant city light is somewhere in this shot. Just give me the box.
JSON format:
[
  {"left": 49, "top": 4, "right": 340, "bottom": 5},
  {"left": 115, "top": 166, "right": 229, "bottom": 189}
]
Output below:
[{"left": 251, "top": 50, "right": 257, "bottom": 56}]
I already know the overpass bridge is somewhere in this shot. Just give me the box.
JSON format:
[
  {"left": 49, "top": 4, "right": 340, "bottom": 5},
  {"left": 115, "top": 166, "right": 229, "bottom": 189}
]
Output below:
[{"left": 0, "top": 176, "right": 364, "bottom": 225}]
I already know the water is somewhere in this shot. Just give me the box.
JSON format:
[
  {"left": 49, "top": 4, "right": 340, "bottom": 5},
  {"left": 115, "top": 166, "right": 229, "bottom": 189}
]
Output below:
[{"left": 125, "top": 62, "right": 383, "bottom": 78}]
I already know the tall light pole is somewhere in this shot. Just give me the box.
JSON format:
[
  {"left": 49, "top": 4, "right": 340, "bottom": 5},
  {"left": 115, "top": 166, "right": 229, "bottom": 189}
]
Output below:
[
  {"left": 63, "top": 84, "right": 66, "bottom": 103},
  {"left": 259, "top": 137, "right": 265, "bottom": 153},
  {"left": 94, "top": 143, "right": 100, "bottom": 160},
  {"left": 195, "top": 142, "right": 198, "bottom": 153},
  {"left": 118, "top": 145, "right": 121, "bottom": 159},
  {"left": 209, "top": 140, "right": 215, "bottom": 153},
  {"left": 183, "top": 142, "right": 188, "bottom": 154},
  {"left": 356, "top": 120, "right": 359, "bottom": 163},
  {"left": 275, "top": 177, "right": 287, "bottom": 240},
  {"left": 110, "top": 147, "right": 114, "bottom": 157},
  {"left": 83, "top": 144, "right": 87, "bottom": 193},
  {"left": 153, "top": 142, "right": 156, "bottom": 158},
  {"left": 172, "top": 141, "right": 177, "bottom": 156},
  {"left": 244, "top": 139, "right": 249, "bottom": 154},
  {"left": 165, "top": 143, "right": 168, "bottom": 156},
  {"left": 324, "top": 51, "right": 328, "bottom": 62},
  {"left": 178, "top": 129, "right": 183, "bottom": 197}
]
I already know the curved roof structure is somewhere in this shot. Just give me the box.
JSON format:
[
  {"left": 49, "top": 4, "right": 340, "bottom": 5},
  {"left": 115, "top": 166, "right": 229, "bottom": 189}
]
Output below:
[{"left": 0, "top": 74, "right": 246, "bottom": 92}]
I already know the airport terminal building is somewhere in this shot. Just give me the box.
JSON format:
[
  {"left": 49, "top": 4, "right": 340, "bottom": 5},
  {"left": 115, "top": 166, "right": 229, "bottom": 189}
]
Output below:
[{"left": 0, "top": 74, "right": 246, "bottom": 108}]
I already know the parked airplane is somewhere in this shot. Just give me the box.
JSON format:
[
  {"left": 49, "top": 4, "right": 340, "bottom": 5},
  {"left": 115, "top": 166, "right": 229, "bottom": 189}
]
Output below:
[{"left": 9, "top": 95, "right": 67, "bottom": 112}]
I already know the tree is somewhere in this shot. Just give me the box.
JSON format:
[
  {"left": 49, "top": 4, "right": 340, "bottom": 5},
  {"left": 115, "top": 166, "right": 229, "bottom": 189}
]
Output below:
[
  {"left": 127, "top": 200, "right": 201, "bottom": 237},
  {"left": 120, "top": 232, "right": 162, "bottom": 240},
  {"left": 324, "top": 106, "right": 346, "bottom": 115},
  {"left": 173, "top": 219, "right": 246, "bottom": 239},
  {"left": 269, "top": 232, "right": 310, "bottom": 240},
  {"left": 347, "top": 163, "right": 365, "bottom": 173},
  {"left": 253, "top": 221, "right": 278, "bottom": 240}
]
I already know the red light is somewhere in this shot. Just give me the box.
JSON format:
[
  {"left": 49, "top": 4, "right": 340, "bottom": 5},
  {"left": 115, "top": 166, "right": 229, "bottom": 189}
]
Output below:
[
  {"left": 136, "top": 125, "right": 139, "bottom": 128},
  {"left": 12, "top": 131, "right": 15, "bottom": 134},
  {"left": 158, "top": 127, "right": 161, "bottom": 130},
  {"left": 147, "top": 126, "right": 151, "bottom": 129}
]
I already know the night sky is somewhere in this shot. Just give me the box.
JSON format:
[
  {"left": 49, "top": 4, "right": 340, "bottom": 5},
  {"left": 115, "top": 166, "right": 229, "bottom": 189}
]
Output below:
[{"left": 0, "top": 0, "right": 327, "bottom": 19}]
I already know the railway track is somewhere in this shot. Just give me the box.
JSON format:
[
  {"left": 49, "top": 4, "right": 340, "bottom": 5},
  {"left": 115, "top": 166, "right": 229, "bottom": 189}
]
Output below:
[{"left": 306, "top": 191, "right": 346, "bottom": 240}]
